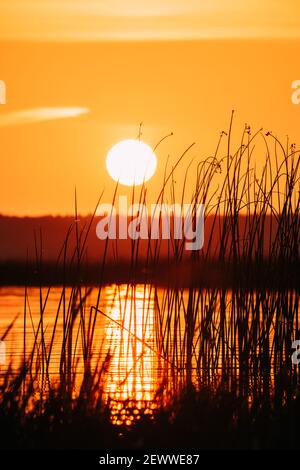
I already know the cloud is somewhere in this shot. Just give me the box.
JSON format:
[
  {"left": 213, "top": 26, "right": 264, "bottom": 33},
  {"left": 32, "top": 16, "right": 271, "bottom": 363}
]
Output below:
[
  {"left": 0, "top": 1, "right": 300, "bottom": 40},
  {"left": 0, "top": 1, "right": 200, "bottom": 18},
  {"left": 0, "top": 107, "right": 89, "bottom": 127}
]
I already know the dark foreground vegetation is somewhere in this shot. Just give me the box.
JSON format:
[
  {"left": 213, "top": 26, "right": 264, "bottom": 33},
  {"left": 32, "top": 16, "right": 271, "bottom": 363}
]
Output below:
[
  {"left": 0, "top": 117, "right": 300, "bottom": 449},
  {"left": 1, "top": 378, "right": 300, "bottom": 450}
]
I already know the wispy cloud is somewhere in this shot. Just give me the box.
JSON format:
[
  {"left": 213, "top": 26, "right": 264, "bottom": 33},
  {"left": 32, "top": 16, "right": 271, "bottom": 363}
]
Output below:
[
  {"left": 0, "top": 107, "right": 89, "bottom": 127},
  {"left": 0, "top": 1, "right": 197, "bottom": 18},
  {"left": 0, "top": 1, "right": 300, "bottom": 40}
]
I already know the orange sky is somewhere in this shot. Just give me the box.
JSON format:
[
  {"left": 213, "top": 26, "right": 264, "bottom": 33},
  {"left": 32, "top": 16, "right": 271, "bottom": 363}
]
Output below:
[
  {"left": 1, "top": 1, "right": 300, "bottom": 40},
  {"left": 0, "top": 1, "right": 299, "bottom": 215}
]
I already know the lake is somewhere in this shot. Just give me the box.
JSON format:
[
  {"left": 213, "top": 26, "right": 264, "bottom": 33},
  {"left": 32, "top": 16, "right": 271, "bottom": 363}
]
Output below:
[{"left": 0, "top": 284, "right": 299, "bottom": 425}]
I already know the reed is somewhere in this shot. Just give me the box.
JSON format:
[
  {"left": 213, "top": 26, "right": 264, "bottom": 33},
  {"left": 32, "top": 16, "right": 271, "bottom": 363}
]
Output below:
[{"left": 0, "top": 116, "right": 300, "bottom": 447}]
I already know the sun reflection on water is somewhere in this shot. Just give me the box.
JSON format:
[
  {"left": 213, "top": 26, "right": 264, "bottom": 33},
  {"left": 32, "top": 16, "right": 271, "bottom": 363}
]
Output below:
[{"left": 103, "top": 284, "right": 160, "bottom": 425}]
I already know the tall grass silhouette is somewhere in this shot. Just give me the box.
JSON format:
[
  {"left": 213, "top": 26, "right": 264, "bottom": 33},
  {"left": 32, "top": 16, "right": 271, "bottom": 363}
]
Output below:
[{"left": 0, "top": 116, "right": 300, "bottom": 448}]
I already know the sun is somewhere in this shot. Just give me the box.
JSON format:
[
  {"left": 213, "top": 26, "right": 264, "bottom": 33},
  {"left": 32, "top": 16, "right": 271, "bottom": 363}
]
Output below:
[{"left": 106, "top": 139, "right": 157, "bottom": 186}]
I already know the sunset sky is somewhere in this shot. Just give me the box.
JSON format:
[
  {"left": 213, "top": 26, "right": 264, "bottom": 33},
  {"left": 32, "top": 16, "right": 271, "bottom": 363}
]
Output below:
[{"left": 0, "top": 0, "right": 299, "bottom": 215}]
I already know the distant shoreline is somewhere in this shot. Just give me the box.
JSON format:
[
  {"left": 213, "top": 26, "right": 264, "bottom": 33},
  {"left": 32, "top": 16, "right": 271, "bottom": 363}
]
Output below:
[{"left": 0, "top": 260, "right": 299, "bottom": 288}]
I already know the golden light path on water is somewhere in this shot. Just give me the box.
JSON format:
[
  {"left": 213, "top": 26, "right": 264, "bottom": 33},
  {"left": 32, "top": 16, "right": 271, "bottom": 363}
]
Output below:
[
  {"left": 103, "top": 284, "right": 160, "bottom": 425},
  {"left": 0, "top": 285, "right": 164, "bottom": 425},
  {"left": 0, "top": 285, "right": 298, "bottom": 425}
]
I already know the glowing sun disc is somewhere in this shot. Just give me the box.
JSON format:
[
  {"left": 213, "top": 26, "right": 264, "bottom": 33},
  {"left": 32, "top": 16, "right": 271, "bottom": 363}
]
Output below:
[{"left": 106, "top": 139, "right": 157, "bottom": 186}]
